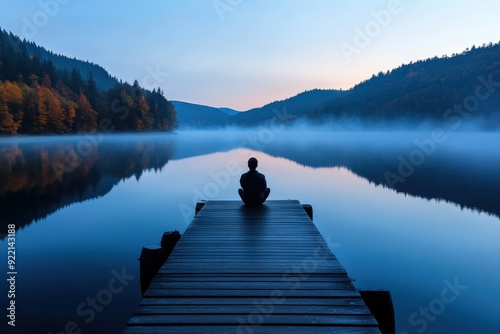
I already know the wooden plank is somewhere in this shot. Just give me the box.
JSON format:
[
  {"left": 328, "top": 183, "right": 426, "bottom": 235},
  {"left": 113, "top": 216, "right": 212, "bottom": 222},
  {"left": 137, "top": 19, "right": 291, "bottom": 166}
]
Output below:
[
  {"left": 152, "top": 276, "right": 351, "bottom": 282},
  {"left": 144, "top": 289, "right": 361, "bottom": 298},
  {"left": 124, "top": 326, "right": 382, "bottom": 334},
  {"left": 147, "top": 281, "right": 355, "bottom": 290},
  {"left": 139, "top": 297, "right": 367, "bottom": 306},
  {"left": 135, "top": 305, "right": 372, "bottom": 315},
  {"left": 128, "top": 314, "right": 378, "bottom": 326},
  {"left": 123, "top": 200, "right": 381, "bottom": 333}
]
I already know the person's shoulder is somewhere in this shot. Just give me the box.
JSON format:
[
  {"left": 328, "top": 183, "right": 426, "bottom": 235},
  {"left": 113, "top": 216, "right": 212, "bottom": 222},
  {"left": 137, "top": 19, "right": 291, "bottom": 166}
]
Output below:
[{"left": 241, "top": 171, "right": 251, "bottom": 178}]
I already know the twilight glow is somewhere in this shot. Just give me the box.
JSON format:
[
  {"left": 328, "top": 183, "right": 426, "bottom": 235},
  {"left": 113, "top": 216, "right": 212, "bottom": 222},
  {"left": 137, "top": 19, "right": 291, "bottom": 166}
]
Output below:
[{"left": 1, "top": 0, "right": 499, "bottom": 110}]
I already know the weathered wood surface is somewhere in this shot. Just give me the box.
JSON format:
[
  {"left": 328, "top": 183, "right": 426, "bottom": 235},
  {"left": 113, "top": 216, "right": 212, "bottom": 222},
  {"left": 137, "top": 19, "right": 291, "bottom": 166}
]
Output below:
[{"left": 124, "top": 200, "right": 380, "bottom": 333}]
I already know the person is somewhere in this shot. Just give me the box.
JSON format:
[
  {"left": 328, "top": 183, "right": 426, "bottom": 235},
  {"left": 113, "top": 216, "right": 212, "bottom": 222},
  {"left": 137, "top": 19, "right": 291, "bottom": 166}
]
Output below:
[{"left": 238, "top": 157, "right": 270, "bottom": 206}]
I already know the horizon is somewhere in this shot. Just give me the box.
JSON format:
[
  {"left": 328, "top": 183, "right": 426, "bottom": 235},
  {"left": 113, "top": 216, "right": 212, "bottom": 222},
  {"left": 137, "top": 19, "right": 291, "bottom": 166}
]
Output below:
[{"left": 1, "top": 0, "right": 499, "bottom": 110}]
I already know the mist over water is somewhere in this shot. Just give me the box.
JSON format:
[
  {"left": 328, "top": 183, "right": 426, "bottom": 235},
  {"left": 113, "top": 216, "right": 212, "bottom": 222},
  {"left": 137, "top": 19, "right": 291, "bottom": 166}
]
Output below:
[{"left": 1, "top": 129, "right": 499, "bottom": 334}]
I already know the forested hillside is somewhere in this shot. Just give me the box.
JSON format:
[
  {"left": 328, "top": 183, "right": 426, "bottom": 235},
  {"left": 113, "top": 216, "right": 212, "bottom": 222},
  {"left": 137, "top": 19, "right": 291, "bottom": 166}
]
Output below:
[
  {"left": 22, "top": 40, "right": 119, "bottom": 91},
  {"left": 307, "top": 42, "right": 500, "bottom": 127},
  {"left": 233, "top": 89, "right": 345, "bottom": 126},
  {"left": 172, "top": 101, "right": 232, "bottom": 128},
  {"left": 0, "top": 29, "right": 177, "bottom": 135}
]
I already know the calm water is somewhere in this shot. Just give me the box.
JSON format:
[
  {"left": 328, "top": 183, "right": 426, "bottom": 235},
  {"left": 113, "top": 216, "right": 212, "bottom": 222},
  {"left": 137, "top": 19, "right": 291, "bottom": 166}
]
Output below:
[{"left": 1, "top": 130, "right": 500, "bottom": 334}]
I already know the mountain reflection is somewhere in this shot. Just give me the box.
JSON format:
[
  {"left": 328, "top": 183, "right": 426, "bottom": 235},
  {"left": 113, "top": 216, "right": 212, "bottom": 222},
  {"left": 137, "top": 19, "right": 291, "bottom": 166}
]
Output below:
[
  {"left": 1, "top": 131, "right": 498, "bottom": 236},
  {"left": 253, "top": 131, "right": 500, "bottom": 220},
  {"left": 0, "top": 135, "right": 176, "bottom": 232},
  {"left": 160, "top": 130, "right": 500, "bottom": 220}
]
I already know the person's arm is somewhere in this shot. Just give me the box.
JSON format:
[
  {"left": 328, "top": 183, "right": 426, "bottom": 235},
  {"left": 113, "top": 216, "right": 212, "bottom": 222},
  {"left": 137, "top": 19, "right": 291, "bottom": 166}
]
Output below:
[
  {"left": 240, "top": 174, "right": 245, "bottom": 189},
  {"left": 260, "top": 174, "right": 267, "bottom": 190}
]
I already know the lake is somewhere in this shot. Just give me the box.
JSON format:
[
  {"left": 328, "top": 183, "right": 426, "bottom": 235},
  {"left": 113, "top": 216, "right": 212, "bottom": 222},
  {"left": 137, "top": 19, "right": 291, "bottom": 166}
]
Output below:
[{"left": 1, "top": 130, "right": 499, "bottom": 334}]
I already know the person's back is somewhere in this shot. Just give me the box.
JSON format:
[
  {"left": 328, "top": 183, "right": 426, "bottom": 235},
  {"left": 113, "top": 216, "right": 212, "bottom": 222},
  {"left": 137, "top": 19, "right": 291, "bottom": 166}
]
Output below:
[{"left": 238, "top": 157, "right": 270, "bottom": 206}]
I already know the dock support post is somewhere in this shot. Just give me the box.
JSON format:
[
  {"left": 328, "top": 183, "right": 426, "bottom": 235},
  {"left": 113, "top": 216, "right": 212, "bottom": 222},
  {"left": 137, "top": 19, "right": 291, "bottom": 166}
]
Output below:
[
  {"left": 359, "top": 290, "right": 395, "bottom": 334},
  {"left": 302, "top": 204, "right": 313, "bottom": 220},
  {"left": 195, "top": 201, "right": 206, "bottom": 215},
  {"left": 139, "top": 230, "right": 181, "bottom": 295}
]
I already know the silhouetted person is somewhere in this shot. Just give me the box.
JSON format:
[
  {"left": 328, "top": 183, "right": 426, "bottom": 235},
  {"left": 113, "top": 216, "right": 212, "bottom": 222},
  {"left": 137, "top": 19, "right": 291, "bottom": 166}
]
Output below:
[{"left": 238, "top": 157, "right": 270, "bottom": 206}]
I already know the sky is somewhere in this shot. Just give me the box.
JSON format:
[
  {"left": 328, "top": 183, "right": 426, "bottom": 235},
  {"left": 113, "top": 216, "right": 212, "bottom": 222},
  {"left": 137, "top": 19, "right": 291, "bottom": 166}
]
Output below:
[{"left": 1, "top": 0, "right": 499, "bottom": 110}]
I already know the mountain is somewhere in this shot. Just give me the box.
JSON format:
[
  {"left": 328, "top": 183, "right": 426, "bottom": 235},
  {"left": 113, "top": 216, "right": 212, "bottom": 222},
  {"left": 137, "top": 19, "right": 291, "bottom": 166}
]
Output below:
[
  {"left": 218, "top": 107, "right": 239, "bottom": 116},
  {"left": 178, "top": 42, "right": 500, "bottom": 129},
  {"left": 174, "top": 89, "right": 345, "bottom": 127},
  {"left": 308, "top": 42, "right": 500, "bottom": 128},
  {"left": 23, "top": 41, "right": 119, "bottom": 91},
  {"left": 232, "top": 89, "right": 345, "bottom": 126},
  {"left": 2, "top": 29, "right": 119, "bottom": 91},
  {"left": 172, "top": 101, "right": 231, "bottom": 128}
]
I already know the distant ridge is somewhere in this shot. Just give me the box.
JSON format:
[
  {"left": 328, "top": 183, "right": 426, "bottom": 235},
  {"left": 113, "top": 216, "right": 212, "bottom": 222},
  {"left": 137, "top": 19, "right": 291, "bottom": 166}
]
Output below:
[
  {"left": 233, "top": 89, "right": 345, "bottom": 125},
  {"left": 218, "top": 107, "right": 239, "bottom": 116},
  {"left": 175, "top": 42, "right": 500, "bottom": 129},
  {"left": 174, "top": 89, "right": 344, "bottom": 128},
  {"left": 172, "top": 101, "right": 232, "bottom": 128},
  {"left": 308, "top": 42, "right": 500, "bottom": 128}
]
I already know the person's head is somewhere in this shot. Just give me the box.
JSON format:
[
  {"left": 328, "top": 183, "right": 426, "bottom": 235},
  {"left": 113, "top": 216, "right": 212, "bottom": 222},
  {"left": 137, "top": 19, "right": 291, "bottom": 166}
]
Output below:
[{"left": 248, "top": 157, "right": 258, "bottom": 171}]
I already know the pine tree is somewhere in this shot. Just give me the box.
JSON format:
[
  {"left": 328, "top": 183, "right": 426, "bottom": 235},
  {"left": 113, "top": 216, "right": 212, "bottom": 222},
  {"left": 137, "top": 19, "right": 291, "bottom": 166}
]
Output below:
[
  {"left": 85, "top": 72, "right": 98, "bottom": 109},
  {"left": 150, "top": 89, "right": 177, "bottom": 130},
  {"left": 69, "top": 68, "right": 84, "bottom": 95},
  {"left": 121, "top": 86, "right": 136, "bottom": 130},
  {"left": 22, "top": 84, "right": 48, "bottom": 134},
  {"left": 41, "top": 59, "right": 57, "bottom": 84},
  {"left": 137, "top": 95, "right": 153, "bottom": 130}
]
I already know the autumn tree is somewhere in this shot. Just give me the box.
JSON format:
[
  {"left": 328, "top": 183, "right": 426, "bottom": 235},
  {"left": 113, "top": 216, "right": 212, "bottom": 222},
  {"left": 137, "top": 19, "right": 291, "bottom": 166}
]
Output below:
[
  {"left": 60, "top": 97, "right": 77, "bottom": 132},
  {"left": 0, "top": 81, "right": 23, "bottom": 133},
  {"left": 0, "top": 87, "right": 17, "bottom": 134},
  {"left": 43, "top": 86, "right": 66, "bottom": 133},
  {"left": 130, "top": 80, "right": 153, "bottom": 130},
  {"left": 0, "top": 29, "right": 178, "bottom": 135},
  {"left": 76, "top": 92, "right": 97, "bottom": 132},
  {"left": 41, "top": 74, "right": 52, "bottom": 88}
]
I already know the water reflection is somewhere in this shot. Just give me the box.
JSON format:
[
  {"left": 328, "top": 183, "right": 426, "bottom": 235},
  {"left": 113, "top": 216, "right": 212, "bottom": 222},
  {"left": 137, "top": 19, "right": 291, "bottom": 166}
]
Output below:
[
  {"left": 0, "top": 134, "right": 176, "bottom": 231},
  {"left": 0, "top": 131, "right": 498, "bottom": 334},
  {"left": 172, "top": 130, "right": 500, "bottom": 219},
  {"left": 254, "top": 131, "right": 500, "bottom": 219},
  {"left": 1, "top": 131, "right": 499, "bottom": 236}
]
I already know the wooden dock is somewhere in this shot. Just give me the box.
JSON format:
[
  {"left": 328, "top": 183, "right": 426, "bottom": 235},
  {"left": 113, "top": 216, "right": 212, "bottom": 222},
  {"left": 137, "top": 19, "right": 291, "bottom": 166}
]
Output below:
[{"left": 124, "top": 200, "right": 382, "bottom": 333}]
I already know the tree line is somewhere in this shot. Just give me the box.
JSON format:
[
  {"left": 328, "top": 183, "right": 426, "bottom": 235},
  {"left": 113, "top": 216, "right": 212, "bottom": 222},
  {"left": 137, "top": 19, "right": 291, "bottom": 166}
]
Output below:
[
  {"left": 0, "top": 29, "right": 177, "bottom": 135},
  {"left": 307, "top": 42, "right": 500, "bottom": 127}
]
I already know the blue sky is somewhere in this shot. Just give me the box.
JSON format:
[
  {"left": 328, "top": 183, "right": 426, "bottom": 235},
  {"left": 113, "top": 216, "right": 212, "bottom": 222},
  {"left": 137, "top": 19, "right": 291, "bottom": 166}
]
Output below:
[{"left": 1, "top": 0, "right": 499, "bottom": 110}]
